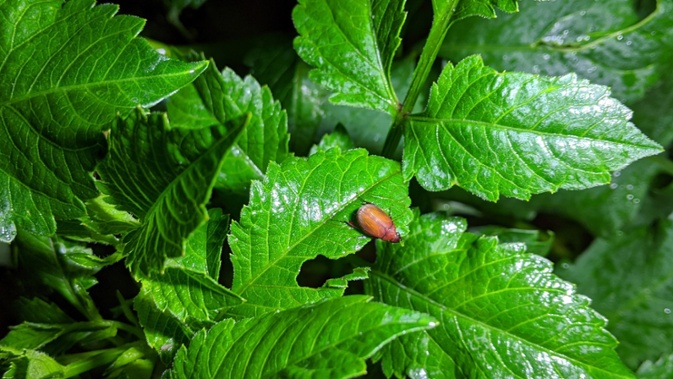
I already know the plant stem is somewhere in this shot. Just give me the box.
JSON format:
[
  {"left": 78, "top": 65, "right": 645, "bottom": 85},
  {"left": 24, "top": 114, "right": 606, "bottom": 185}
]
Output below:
[{"left": 381, "top": 0, "right": 459, "bottom": 158}]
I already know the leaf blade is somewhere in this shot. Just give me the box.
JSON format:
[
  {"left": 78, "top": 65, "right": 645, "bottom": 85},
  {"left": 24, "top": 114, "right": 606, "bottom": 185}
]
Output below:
[
  {"left": 0, "top": 0, "right": 206, "bottom": 240},
  {"left": 403, "top": 55, "right": 662, "bottom": 201},
  {"left": 293, "top": 0, "right": 404, "bottom": 113},
  {"left": 168, "top": 296, "right": 436, "bottom": 379},
  {"left": 369, "top": 213, "right": 634, "bottom": 378},
  {"left": 228, "top": 148, "right": 412, "bottom": 317}
]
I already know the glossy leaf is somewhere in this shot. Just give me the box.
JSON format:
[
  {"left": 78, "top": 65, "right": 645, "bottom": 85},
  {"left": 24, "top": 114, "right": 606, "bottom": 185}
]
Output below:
[
  {"left": 558, "top": 220, "right": 673, "bottom": 369},
  {"left": 228, "top": 148, "right": 412, "bottom": 317},
  {"left": 293, "top": 0, "right": 405, "bottom": 113},
  {"left": 403, "top": 55, "right": 662, "bottom": 201},
  {"left": 441, "top": 0, "right": 673, "bottom": 103},
  {"left": 0, "top": 0, "right": 206, "bottom": 241},
  {"left": 97, "top": 109, "right": 243, "bottom": 276},
  {"left": 168, "top": 60, "right": 289, "bottom": 196},
  {"left": 168, "top": 296, "right": 437, "bottom": 379},
  {"left": 368, "top": 213, "right": 633, "bottom": 378},
  {"left": 437, "top": 0, "right": 517, "bottom": 22},
  {"left": 531, "top": 158, "right": 660, "bottom": 236}
]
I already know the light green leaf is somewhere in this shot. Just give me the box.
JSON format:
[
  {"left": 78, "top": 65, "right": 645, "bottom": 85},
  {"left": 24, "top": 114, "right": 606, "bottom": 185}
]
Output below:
[
  {"left": 168, "top": 60, "right": 290, "bottom": 197},
  {"left": 0, "top": 348, "right": 64, "bottom": 379},
  {"left": 168, "top": 296, "right": 437, "bottom": 379},
  {"left": 228, "top": 148, "right": 412, "bottom": 317},
  {"left": 309, "top": 124, "right": 355, "bottom": 155},
  {"left": 97, "top": 109, "right": 243, "bottom": 276},
  {"left": 293, "top": 0, "right": 405, "bottom": 113},
  {"left": 436, "top": 0, "right": 517, "bottom": 21},
  {"left": 403, "top": 55, "right": 662, "bottom": 201},
  {"left": 557, "top": 220, "right": 673, "bottom": 369},
  {"left": 441, "top": 0, "right": 673, "bottom": 103},
  {"left": 368, "top": 213, "right": 633, "bottom": 379},
  {"left": 0, "top": 321, "right": 116, "bottom": 356},
  {"left": 0, "top": 0, "right": 206, "bottom": 241},
  {"left": 134, "top": 292, "right": 192, "bottom": 362}
]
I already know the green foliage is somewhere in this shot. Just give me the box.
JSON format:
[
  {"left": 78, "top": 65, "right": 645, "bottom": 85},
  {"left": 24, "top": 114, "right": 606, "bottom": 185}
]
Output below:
[{"left": 1, "top": 0, "right": 671, "bottom": 378}]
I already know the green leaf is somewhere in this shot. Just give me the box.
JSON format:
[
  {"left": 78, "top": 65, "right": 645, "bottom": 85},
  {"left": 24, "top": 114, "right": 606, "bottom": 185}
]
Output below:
[
  {"left": 293, "top": 0, "right": 405, "bottom": 113},
  {"left": 368, "top": 213, "right": 633, "bottom": 378},
  {"left": 631, "top": 69, "right": 673, "bottom": 147},
  {"left": 309, "top": 124, "right": 356, "bottom": 155},
  {"left": 320, "top": 57, "right": 417, "bottom": 154},
  {"left": 637, "top": 354, "right": 673, "bottom": 379},
  {"left": 167, "top": 296, "right": 437, "bottom": 379},
  {"left": 557, "top": 220, "right": 673, "bottom": 369},
  {"left": 12, "top": 298, "right": 74, "bottom": 324},
  {"left": 1, "top": 321, "right": 116, "bottom": 356},
  {"left": 135, "top": 210, "right": 241, "bottom": 359},
  {"left": 441, "top": 0, "right": 673, "bottom": 103},
  {"left": 0, "top": 348, "right": 64, "bottom": 379},
  {"left": 0, "top": 0, "right": 206, "bottom": 241},
  {"left": 246, "top": 39, "right": 329, "bottom": 155},
  {"left": 13, "top": 234, "right": 104, "bottom": 320},
  {"left": 228, "top": 148, "right": 412, "bottom": 317},
  {"left": 134, "top": 292, "right": 192, "bottom": 362},
  {"left": 440, "top": 0, "right": 517, "bottom": 21},
  {"left": 168, "top": 60, "right": 290, "bottom": 196},
  {"left": 472, "top": 225, "right": 554, "bottom": 256},
  {"left": 97, "top": 109, "right": 243, "bottom": 276},
  {"left": 531, "top": 157, "right": 660, "bottom": 236},
  {"left": 403, "top": 55, "right": 662, "bottom": 201}
]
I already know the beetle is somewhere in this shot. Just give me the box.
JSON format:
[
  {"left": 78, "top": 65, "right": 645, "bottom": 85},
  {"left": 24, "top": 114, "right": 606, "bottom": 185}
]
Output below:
[{"left": 350, "top": 203, "right": 400, "bottom": 243}]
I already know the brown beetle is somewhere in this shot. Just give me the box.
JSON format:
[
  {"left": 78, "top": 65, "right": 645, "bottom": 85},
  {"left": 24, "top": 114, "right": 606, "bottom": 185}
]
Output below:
[{"left": 351, "top": 203, "right": 400, "bottom": 243}]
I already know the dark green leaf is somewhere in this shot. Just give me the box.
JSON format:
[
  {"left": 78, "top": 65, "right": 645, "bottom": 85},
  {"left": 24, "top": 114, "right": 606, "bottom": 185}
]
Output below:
[
  {"left": 135, "top": 211, "right": 239, "bottom": 359},
  {"left": 531, "top": 158, "right": 660, "bottom": 236},
  {"left": 97, "top": 109, "right": 243, "bottom": 276},
  {"left": 228, "top": 148, "right": 412, "bottom": 317},
  {"left": 0, "top": 0, "right": 206, "bottom": 241},
  {"left": 558, "top": 220, "right": 673, "bottom": 368},
  {"left": 13, "top": 234, "right": 103, "bottom": 319},
  {"left": 168, "top": 60, "right": 290, "bottom": 196},
  {"left": 293, "top": 0, "right": 405, "bottom": 113},
  {"left": 441, "top": 0, "right": 673, "bottom": 103},
  {"left": 637, "top": 354, "right": 673, "bottom": 379},
  {"left": 246, "top": 39, "right": 329, "bottom": 155},
  {"left": 403, "top": 55, "right": 662, "bottom": 201},
  {"left": 168, "top": 296, "right": 437, "bottom": 379},
  {"left": 369, "top": 213, "right": 633, "bottom": 378}
]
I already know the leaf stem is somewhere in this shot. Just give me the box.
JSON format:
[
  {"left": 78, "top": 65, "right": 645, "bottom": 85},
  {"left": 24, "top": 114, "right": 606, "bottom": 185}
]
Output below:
[{"left": 381, "top": 0, "right": 460, "bottom": 158}]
